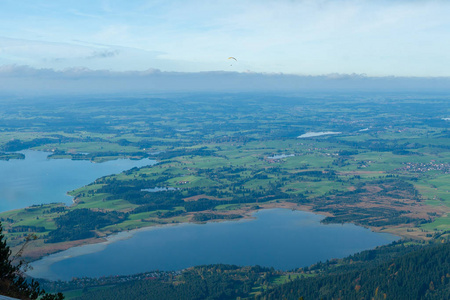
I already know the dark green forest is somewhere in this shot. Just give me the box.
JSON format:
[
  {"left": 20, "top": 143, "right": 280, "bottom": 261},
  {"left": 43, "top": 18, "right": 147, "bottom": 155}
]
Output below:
[
  {"left": 259, "top": 242, "right": 450, "bottom": 300},
  {"left": 45, "top": 209, "right": 126, "bottom": 243}
]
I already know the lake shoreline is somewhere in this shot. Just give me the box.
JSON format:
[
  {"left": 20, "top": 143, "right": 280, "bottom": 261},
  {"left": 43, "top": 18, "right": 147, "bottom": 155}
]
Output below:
[
  {"left": 27, "top": 207, "right": 399, "bottom": 280},
  {"left": 22, "top": 200, "right": 406, "bottom": 264}
]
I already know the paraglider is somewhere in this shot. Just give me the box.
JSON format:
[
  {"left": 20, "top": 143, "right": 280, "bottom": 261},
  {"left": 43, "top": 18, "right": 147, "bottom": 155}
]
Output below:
[{"left": 228, "top": 57, "right": 237, "bottom": 66}]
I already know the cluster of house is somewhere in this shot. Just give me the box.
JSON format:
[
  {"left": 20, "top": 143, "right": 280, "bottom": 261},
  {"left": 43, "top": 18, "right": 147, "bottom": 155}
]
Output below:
[
  {"left": 48, "top": 270, "right": 182, "bottom": 290},
  {"left": 398, "top": 161, "right": 450, "bottom": 174}
]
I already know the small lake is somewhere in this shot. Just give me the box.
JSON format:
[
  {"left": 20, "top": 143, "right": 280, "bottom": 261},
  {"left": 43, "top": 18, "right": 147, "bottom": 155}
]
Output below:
[
  {"left": 298, "top": 131, "right": 341, "bottom": 138},
  {"left": 28, "top": 209, "right": 398, "bottom": 281},
  {"left": 0, "top": 150, "right": 156, "bottom": 212}
]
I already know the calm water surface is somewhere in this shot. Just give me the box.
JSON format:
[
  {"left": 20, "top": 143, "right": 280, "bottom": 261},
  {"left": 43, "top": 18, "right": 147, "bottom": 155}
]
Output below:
[
  {"left": 298, "top": 131, "right": 342, "bottom": 138},
  {"left": 28, "top": 209, "right": 398, "bottom": 280},
  {"left": 0, "top": 150, "right": 156, "bottom": 211}
]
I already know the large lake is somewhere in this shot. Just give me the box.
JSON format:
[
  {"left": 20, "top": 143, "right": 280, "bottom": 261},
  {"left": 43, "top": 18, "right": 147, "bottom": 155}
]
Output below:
[
  {"left": 28, "top": 208, "right": 398, "bottom": 281},
  {"left": 0, "top": 150, "right": 155, "bottom": 212}
]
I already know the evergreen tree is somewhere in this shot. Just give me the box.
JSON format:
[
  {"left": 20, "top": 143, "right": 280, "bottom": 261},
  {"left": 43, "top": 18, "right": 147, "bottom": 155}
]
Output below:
[{"left": 0, "top": 222, "right": 64, "bottom": 300}]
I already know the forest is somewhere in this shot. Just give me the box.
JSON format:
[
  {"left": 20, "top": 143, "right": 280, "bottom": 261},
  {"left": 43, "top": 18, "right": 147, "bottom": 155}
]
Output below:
[{"left": 259, "top": 242, "right": 450, "bottom": 300}]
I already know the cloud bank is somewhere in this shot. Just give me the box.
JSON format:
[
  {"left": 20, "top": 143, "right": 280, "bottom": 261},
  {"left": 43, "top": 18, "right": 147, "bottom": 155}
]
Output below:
[{"left": 1, "top": 65, "right": 450, "bottom": 96}]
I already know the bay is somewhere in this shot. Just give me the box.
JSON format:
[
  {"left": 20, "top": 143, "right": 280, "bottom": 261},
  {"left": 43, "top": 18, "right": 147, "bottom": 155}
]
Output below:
[
  {"left": 0, "top": 150, "right": 156, "bottom": 212},
  {"left": 28, "top": 208, "right": 398, "bottom": 281}
]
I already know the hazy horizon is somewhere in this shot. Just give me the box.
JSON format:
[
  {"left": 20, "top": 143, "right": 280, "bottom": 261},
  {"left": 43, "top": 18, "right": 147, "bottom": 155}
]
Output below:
[{"left": 1, "top": 65, "right": 450, "bottom": 96}]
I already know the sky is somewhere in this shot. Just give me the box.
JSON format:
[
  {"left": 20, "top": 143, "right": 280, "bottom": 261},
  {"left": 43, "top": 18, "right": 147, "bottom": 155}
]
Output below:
[{"left": 1, "top": 0, "right": 450, "bottom": 77}]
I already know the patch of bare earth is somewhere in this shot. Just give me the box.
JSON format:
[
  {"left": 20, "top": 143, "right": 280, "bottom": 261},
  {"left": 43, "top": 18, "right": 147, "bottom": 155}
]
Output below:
[
  {"left": 20, "top": 237, "right": 106, "bottom": 262},
  {"left": 183, "top": 194, "right": 225, "bottom": 202},
  {"left": 339, "top": 171, "right": 384, "bottom": 175},
  {"left": 363, "top": 185, "right": 383, "bottom": 193}
]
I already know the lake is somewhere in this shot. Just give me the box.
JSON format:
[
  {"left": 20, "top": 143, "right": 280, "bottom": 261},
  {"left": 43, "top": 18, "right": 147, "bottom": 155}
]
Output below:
[
  {"left": 298, "top": 131, "right": 342, "bottom": 138},
  {"left": 28, "top": 208, "right": 398, "bottom": 281},
  {"left": 0, "top": 150, "right": 156, "bottom": 212}
]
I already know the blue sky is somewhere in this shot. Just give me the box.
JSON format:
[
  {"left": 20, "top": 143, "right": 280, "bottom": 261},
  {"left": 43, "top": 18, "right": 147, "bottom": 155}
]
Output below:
[{"left": 1, "top": 0, "right": 450, "bottom": 76}]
